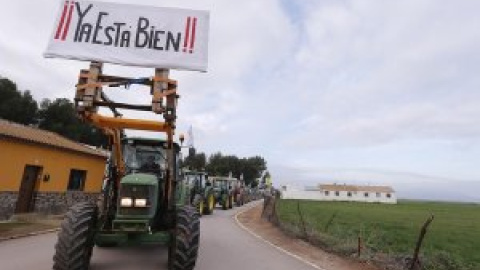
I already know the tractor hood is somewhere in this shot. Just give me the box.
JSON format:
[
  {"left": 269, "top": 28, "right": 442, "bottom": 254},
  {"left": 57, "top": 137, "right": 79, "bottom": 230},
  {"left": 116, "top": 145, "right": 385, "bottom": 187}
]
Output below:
[
  {"left": 121, "top": 173, "right": 159, "bottom": 186},
  {"left": 117, "top": 173, "right": 160, "bottom": 220}
]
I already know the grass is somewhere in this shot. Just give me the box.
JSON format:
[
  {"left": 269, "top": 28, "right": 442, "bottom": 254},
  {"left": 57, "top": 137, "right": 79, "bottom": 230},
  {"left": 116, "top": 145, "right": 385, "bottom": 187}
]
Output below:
[{"left": 276, "top": 199, "right": 480, "bottom": 270}]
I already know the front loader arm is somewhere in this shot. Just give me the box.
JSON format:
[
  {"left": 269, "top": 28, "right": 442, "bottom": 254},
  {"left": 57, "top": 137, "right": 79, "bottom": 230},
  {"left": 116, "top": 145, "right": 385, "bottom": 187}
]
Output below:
[{"left": 74, "top": 61, "right": 179, "bottom": 212}]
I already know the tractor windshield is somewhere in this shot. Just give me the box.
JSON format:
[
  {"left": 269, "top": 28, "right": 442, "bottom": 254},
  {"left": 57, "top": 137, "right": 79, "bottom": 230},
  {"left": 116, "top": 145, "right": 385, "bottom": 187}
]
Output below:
[
  {"left": 123, "top": 144, "right": 167, "bottom": 174},
  {"left": 214, "top": 180, "right": 228, "bottom": 189}
]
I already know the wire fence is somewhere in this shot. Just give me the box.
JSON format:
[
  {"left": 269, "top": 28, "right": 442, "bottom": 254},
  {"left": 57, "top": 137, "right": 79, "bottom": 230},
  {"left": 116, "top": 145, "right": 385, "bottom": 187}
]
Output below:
[{"left": 261, "top": 196, "right": 438, "bottom": 270}]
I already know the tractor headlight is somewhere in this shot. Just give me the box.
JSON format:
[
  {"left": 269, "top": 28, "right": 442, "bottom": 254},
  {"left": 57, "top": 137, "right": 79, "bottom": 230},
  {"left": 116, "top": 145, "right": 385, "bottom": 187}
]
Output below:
[
  {"left": 134, "top": 198, "right": 147, "bottom": 207},
  {"left": 120, "top": 197, "right": 133, "bottom": 207}
]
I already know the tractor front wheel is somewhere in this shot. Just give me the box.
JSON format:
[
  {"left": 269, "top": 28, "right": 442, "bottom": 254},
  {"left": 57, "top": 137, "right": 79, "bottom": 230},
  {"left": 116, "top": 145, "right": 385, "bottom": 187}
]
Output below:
[
  {"left": 193, "top": 195, "right": 204, "bottom": 216},
  {"left": 53, "top": 202, "right": 98, "bottom": 270},
  {"left": 203, "top": 194, "right": 215, "bottom": 215},
  {"left": 222, "top": 195, "right": 228, "bottom": 210},
  {"left": 168, "top": 206, "right": 200, "bottom": 270}
]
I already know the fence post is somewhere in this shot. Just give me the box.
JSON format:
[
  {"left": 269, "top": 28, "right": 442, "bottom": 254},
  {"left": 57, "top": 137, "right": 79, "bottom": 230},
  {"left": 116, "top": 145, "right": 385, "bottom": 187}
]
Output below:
[
  {"left": 261, "top": 195, "right": 270, "bottom": 218},
  {"left": 296, "top": 200, "right": 308, "bottom": 238},
  {"left": 271, "top": 196, "right": 278, "bottom": 224},
  {"left": 358, "top": 236, "right": 362, "bottom": 257},
  {"left": 409, "top": 215, "right": 435, "bottom": 270}
]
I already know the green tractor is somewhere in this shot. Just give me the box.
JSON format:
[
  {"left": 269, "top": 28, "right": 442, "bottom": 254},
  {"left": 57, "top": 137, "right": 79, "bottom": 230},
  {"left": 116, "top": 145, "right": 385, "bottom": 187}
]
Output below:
[
  {"left": 233, "top": 179, "right": 246, "bottom": 207},
  {"left": 52, "top": 63, "right": 200, "bottom": 270},
  {"left": 211, "top": 176, "right": 236, "bottom": 210},
  {"left": 184, "top": 170, "right": 215, "bottom": 215},
  {"left": 53, "top": 138, "right": 200, "bottom": 269}
]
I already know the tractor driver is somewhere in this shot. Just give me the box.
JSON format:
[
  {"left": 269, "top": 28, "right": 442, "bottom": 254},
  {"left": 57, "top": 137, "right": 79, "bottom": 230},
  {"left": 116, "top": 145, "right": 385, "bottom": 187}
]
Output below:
[{"left": 140, "top": 155, "right": 160, "bottom": 173}]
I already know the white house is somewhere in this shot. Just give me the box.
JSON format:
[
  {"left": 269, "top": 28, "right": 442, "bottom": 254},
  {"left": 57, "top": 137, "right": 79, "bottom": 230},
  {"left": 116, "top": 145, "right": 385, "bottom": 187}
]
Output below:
[{"left": 281, "top": 183, "right": 397, "bottom": 204}]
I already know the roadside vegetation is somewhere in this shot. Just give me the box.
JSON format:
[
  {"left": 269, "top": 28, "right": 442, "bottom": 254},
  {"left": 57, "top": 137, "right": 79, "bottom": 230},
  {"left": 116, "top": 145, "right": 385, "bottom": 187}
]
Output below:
[{"left": 276, "top": 199, "right": 480, "bottom": 270}]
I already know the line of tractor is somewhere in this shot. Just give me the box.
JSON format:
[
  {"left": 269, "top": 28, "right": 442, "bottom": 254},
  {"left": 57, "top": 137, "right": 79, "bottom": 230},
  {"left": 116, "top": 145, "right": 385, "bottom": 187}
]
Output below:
[{"left": 184, "top": 170, "right": 264, "bottom": 216}]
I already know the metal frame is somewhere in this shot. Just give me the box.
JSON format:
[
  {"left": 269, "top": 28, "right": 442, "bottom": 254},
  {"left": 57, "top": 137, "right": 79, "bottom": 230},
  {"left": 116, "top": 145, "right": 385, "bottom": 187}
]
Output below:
[{"left": 74, "top": 61, "right": 179, "bottom": 216}]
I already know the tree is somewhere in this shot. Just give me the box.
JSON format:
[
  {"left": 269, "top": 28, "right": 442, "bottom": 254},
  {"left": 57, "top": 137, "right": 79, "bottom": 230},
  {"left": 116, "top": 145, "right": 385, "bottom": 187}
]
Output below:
[
  {"left": 183, "top": 150, "right": 206, "bottom": 171},
  {"left": 241, "top": 156, "right": 267, "bottom": 186},
  {"left": 0, "top": 78, "right": 38, "bottom": 125},
  {"left": 38, "top": 98, "right": 108, "bottom": 148},
  {"left": 206, "top": 152, "right": 267, "bottom": 187}
]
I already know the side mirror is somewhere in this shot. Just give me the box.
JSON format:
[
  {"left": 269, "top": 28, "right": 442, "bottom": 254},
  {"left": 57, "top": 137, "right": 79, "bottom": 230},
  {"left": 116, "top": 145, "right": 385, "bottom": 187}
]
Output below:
[{"left": 179, "top": 133, "right": 185, "bottom": 146}]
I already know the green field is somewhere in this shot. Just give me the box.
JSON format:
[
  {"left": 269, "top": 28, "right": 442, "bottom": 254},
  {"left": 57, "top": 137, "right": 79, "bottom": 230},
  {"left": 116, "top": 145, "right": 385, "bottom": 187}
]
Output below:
[{"left": 276, "top": 199, "right": 480, "bottom": 270}]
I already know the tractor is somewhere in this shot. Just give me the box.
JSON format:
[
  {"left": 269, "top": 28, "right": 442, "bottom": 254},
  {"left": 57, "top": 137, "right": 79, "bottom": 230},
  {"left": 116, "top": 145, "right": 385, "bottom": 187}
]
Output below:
[
  {"left": 233, "top": 179, "right": 246, "bottom": 207},
  {"left": 52, "top": 62, "right": 200, "bottom": 270},
  {"left": 184, "top": 170, "right": 215, "bottom": 215},
  {"left": 210, "top": 176, "right": 237, "bottom": 210}
]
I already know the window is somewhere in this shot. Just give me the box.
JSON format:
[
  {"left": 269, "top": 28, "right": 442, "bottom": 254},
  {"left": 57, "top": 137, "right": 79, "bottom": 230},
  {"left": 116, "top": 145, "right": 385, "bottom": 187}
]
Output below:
[
  {"left": 386, "top": 193, "right": 392, "bottom": 198},
  {"left": 325, "top": 190, "right": 329, "bottom": 196},
  {"left": 68, "top": 169, "right": 87, "bottom": 191},
  {"left": 364, "top": 192, "right": 369, "bottom": 197},
  {"left": 347, "top": 192, "right": 352, "bottom": 197},
  {"left": 335, "top": 191, "right": 340, "bottom": 196},
  {"left": 376, "top": 192, "right": 381, "bottom": 198}
]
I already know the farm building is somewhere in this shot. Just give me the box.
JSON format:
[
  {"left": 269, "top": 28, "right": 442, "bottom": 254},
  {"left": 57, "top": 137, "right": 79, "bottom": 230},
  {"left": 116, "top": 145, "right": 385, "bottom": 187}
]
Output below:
[
  {"left": 0, "top": 119, "right": 108, "bottom": 220},
  {"left": 281, "top": 183, "right": 397, "bottom": 204}
]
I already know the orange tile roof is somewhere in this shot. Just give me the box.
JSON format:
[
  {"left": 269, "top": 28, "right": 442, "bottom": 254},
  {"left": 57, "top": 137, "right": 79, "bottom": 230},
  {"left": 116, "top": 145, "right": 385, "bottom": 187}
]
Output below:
[
  {"left": 319, "top": 184, "right": 394, "bottom": 193},
  {"left": 0, "top": 119, "right": 108, "bottom": 158}
]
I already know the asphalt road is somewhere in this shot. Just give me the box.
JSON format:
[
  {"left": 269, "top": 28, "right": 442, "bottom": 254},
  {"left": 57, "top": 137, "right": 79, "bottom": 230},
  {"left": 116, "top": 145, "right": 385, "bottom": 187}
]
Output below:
[{"left": 0, "top": 203, "right": 315, "bottom": 270}]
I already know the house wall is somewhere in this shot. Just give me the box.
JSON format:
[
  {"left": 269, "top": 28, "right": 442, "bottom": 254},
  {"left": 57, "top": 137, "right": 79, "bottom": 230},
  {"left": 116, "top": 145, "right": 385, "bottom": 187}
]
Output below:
[
  {"left": 0, "top": 138, "right": 107, "bottom": 219},
  {"left": 0, "top": 139, "right": 106, "bottom": 192},
  {"left": 281, "top": 185, "right": 397, "bottom": 204},
  {"left": 321, "top": 190, "right": 397, "bottom": 204}
]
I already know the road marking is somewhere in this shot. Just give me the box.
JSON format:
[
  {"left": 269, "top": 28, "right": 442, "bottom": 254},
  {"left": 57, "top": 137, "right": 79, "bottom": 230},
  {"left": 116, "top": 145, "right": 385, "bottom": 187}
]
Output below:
[{"left": 234, "top": 203, "right": 327, "bottom": 270}]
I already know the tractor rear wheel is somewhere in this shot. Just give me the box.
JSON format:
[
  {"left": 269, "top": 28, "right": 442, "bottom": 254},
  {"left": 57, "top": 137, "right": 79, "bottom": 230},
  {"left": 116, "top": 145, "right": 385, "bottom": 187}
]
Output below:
[
  {"left": 222, "top": 195, "right": 228, "bottom": 210},
  {"left": 53, "top": 202, "right": 98, "bottom": 270},
  {"left": 236, "top": 195, "right": 242, "bottom": 207},
  {"left": 203, "top": 194, "right": 215, "bottom": 215},
  {"left": 168, "top": 206, "right": 200, "bottom": 270},
  {"left": 228, "top": 195, "right": 234, "bottom": 209}
]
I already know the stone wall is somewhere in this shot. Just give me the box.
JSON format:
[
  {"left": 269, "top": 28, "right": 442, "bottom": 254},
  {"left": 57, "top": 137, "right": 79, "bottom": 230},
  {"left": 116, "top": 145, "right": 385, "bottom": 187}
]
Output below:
[
  {"left": 0, "top": 191, "right": 100, "bottom": 220},
  {"left": 0, "top": 192, "right": 18, "bottom": 220},
  {"left": 33, "top": 191, "right": 100, "bottom": 215}
]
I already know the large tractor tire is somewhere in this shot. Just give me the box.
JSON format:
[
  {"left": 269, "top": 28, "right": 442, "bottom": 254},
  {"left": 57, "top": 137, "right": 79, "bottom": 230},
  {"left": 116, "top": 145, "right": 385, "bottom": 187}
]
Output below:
[
  {"left": 236, "top": 194, "right": 243, "bottom": 207},
  {"left": 168, "top": 206, "right": 200, "bottom": 270},
  {"left": 228, "top": 195, "right": 234, "bottom": 209},
  {"left": 221, "top": 194, "right": 228, "bottom": 210},
  {"left": 53, "top": 202, "right": 98, "bottom": 270},
  {"left": 193, "top": 195, "right": 204, "bottom": 216},
  {"left": 203, "top": 194, "right": 215, "bottom": 215}
]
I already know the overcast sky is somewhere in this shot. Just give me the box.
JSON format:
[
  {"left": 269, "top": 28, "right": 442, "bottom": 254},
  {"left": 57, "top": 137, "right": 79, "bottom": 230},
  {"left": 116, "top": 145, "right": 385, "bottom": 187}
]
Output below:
[{"left": 1, "top": 0, "right": 479, "bottom": 201}]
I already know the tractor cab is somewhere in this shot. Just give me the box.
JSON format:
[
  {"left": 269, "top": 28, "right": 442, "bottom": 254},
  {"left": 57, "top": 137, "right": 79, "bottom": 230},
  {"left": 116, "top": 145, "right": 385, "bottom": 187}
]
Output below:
[
  {"left": 184, "top": 170, "right": 206, "bottom": 192},
  {"left": 110, "top": 138, "right": 181, "bottom": 231},
  {"left": 182, "top": 170, "right": 215, "bottom": 215},
  {"left": 211, "top": 176, "right": 237, "bottom": 210},
  {"left": 123, "top": 138, "right": 170, "bottom": 177}
]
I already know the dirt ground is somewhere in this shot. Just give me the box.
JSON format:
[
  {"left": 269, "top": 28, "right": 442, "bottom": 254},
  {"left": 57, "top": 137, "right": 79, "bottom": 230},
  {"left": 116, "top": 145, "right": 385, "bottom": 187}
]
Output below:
[
  {"left": 0, "top": 215, "right": 61, "bottom": 240},
  {"left": 237, "top": 204, "right": 381, "bottom": 270}
]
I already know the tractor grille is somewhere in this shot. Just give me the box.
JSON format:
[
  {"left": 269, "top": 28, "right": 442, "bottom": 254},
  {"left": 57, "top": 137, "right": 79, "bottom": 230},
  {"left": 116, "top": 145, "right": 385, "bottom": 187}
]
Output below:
[
  {"left": 120, "top": 184, "right": 151, "bottom": 198},
  {"left": 119, "top": 207, "right": 150, "bottom": 216},
  {"left": 119, "top": 184, "right": 153, "bottom": 216}
]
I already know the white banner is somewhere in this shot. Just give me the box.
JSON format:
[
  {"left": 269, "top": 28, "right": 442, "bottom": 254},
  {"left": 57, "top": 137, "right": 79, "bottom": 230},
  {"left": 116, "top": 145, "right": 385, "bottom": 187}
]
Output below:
[{"left": 44, "top": 0, "right": 209, "bottom": 72}]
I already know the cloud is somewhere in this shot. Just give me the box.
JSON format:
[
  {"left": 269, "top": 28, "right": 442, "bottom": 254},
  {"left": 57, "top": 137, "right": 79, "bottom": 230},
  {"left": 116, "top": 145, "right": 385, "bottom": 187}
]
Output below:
[
  {"left": 1, "top": 0, "right": 480, "bottom": 200},
  {"left": 271, "top": 0, "right": 480, "bottom": 151}
]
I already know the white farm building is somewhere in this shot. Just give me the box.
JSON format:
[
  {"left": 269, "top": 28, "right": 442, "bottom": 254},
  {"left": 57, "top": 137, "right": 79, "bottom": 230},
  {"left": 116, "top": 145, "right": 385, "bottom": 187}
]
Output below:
[{"left": 281, "top": 184, "right": 397, "bottom": 204}]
